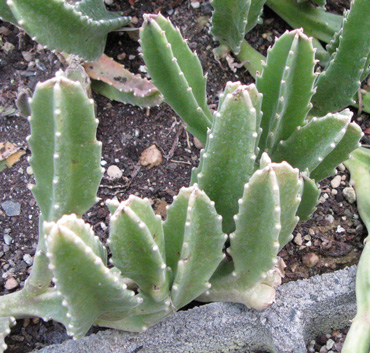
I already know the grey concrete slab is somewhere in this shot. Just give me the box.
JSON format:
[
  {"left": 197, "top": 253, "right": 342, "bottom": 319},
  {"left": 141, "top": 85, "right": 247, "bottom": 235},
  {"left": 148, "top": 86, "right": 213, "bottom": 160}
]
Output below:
[{"left": 34, "top": 266, "right": 357, "bottom": 353}]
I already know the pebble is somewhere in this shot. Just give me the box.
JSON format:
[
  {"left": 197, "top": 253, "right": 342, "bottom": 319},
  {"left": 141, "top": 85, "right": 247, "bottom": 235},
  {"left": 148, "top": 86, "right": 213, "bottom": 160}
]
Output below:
[
  {"left": 191, "top": 1, "right": 200, "bottom": 8},
  {"left": 336, "top": 225, "right": 345, "bottom": 233},
  {"left": 167, "top": 163, "right": 177, "bottom": 170},
  {"left": 117, "top": 52, "right": 126, "bottom": 60},
  {"left": 1, "top": 200, "right": 21, "bottom": 216},
  {"left": 337, "top": 163, "right": 346, "bottom": 172},
  {"left": 5, "top": 277, "right": 19, "bottom": 290},
  {"left": 302, "top": 252, "right": 319, "bottom": 268},
  {"left": 0, "top": 26, "right": 11, "bottom": 35},
  {"left": 326, "top": 339, "right": 335, "bottom": 349},
  {"left": 21, "top": 51, "right": 33, "bottom": 62},
  {"left": 3, "top": 234, "right": 12, "bottom": 245},
  {"left": 343, "top": 186, "right": 356, "bottom": 203},
  {"left": 100, "top": 222, "right": 107, "bottom": 231},
  {"left": 139, "top": 145, "right": 163, "bottom": 168},
  {"left": 294, "top": 233, "right": 303, "bottom": 245},
  {"left": 3, "top": 42, "right": 14, "bottom": 53},
  {"left": 330, "top": 175, "right": 341, "bottom": 189},
  {"left": 107, "top": 165, "right": 123, "bottom": 180},
  {"left": 344, "top": 209, "right": 352, "bottom": 218},
  {"left": 23, "top": 253, "right": 33, "bottom": 266},
  {"left": 325, "top": 215, "right": 335, "bottom": 224}
]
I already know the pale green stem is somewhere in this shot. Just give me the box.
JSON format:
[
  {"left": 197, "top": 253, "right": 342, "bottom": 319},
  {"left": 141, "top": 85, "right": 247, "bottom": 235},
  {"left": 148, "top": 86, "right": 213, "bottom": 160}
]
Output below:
[
  {"left": 266, "top": 0, "right": 342, "bottom": 43},
  {"left": 237, "top": 40, "right": 265, "bottom": 79},
  {"left": 0, "top": 288, "right": 66, "bottom": 324},
  {"left": 342, "top": 312, "right": 370, "bottom": 353},
  {"left": 237, "top": 39, "right": 368, "bottom": 113},
  {"left": 23, "top": 216, "right": 53, "bottom": 296}
]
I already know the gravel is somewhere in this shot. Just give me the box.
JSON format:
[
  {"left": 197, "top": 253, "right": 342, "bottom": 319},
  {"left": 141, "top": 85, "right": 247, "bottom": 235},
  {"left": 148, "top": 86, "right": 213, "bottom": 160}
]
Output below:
[{"left": 1, "top": 200, "right": 21, "bottom": 216}]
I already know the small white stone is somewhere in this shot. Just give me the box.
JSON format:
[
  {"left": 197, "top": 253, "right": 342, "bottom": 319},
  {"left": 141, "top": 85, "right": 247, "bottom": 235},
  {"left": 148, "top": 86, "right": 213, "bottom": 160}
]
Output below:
[
  {"left": 325, "top": 215, "right": 334, "bottom": 224},
  {"left": 330, "top": 175, "right": 341, "bottom": 189},
  {"left": 190, "top": 1, "right": 200, "bottom": 8},
  {"left": 337, "top": 163, "right": 346, "bottom": 172},
  {"left": 3, "top": 234, "right": 12, "bottom": 245},
  {"left": 23, "top": 253, "right": 33, "bottom": 266},
  {"left": 326, "top": 338, "right": 335, "bottom": 350},
  {"left": 343, "top": 186, "right": 356, "bottom": 204},
  {"left": 336, "top": 225, "right": 345, "bottom": 233},
  {"left": 4, "top": 277, "right": 18, "bottom": 290},
  {"left": 139, "top": 65, "right": 147, "bottom": 73},
  {"left": 294, "top": 233, "right": 303, "bottom": 245},
  {"left": 106, "top": 165, "right": 123, "bottom": 180}
]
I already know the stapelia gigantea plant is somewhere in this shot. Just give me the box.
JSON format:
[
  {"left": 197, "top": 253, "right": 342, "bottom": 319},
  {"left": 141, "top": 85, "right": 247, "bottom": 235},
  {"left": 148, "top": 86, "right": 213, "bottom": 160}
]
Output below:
[
  {"left": 0, "top": 67, "right": 312, "bottom": 350},
  {"left": 210, "top": 0, "right": 370, "bottom": 115},
  {"left": 0, "top": 0, "right": 163, "bottom": 108},
  {"left": 0, "top": 0, "right": 130, "bottom": 62},
  {"left": 139, "top": 13, "right": 363, "bottom": 226},
  {"left": 341, "top": 147, "right": 370, "bottom": 353}
]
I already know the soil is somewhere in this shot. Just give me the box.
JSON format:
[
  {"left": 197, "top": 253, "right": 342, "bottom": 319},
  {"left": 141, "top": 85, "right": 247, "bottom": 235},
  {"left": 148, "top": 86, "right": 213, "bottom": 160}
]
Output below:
[{"left": 0, "top": 0, "right": 369, "bottom": 352}]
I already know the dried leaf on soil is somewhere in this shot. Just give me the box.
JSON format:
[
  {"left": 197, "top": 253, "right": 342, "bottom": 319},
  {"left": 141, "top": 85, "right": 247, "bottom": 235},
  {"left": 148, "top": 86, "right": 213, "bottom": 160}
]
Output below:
[{"left": 0, "top": 142, "right": 25, "bottom": 171}]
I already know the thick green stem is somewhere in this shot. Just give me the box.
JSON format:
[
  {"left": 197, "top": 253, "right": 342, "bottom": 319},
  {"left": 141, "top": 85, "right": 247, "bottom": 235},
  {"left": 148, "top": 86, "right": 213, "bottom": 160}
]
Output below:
[
  {"left": 237, "top": 40, "right": 265, "bottom": 79},
  {"left": 342, "top": 148, "right": 370, "bottom": 352},
  {"left": 0, "top": 288, "right": 66, "bottom": 324},
  {"left": 5, "top": 0, "right": 130, "bottom": 61},
  {"left": 342, "top": 312, "right": 370, "bottom": 353},
  {"left": 342, "top": 236, "right": 370, "bottom": 353},
  {"left": 311, "top": 0, "right": 370, "bottom": 116},
  {"left": 344, "top": 148, "right": 370, "bottom": 231},
  {"left": 266, "top": 0, "right": 342, "bottom": 43},
  {"left": 23, "top": 217, "right": 53, "bottom": 296}
]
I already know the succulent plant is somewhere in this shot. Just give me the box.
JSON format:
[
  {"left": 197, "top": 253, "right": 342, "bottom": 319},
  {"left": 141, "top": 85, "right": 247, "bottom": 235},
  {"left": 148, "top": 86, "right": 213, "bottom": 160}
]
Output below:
[
  {"left": 0, "top": 71, "right": 105, "bottom": 350},
  {"left": 210, "top": 0, "right": 370, "bottom": 114},
  {"left": 309, "top": 0, "right": 370, "bottom": 116},
  {"left": 0, "top": 0, "right": 164, "bottom": 109},
  {"left": 138, "top": 14, "right": 213, "bottom": 145},
  {"left": 0, "top": 9, "right": 365, "bottom": 351},
  {"left": 0, "top": 0, "right": 131, "bottom": 62},
  {"left": 266, "top": 0, "right": 342, "bottom": 44},
  {"left": 342, "top": 147, "right": 370, "bottom": 353},
  {"left": 0, "top": 67, "right": 306, "bottom": 349},
  {"left": 210, "top": 0, "right": 266, "bottom": 55},
  {"left": 140, "top": 14, "right": 363, "bottom": 223}
]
